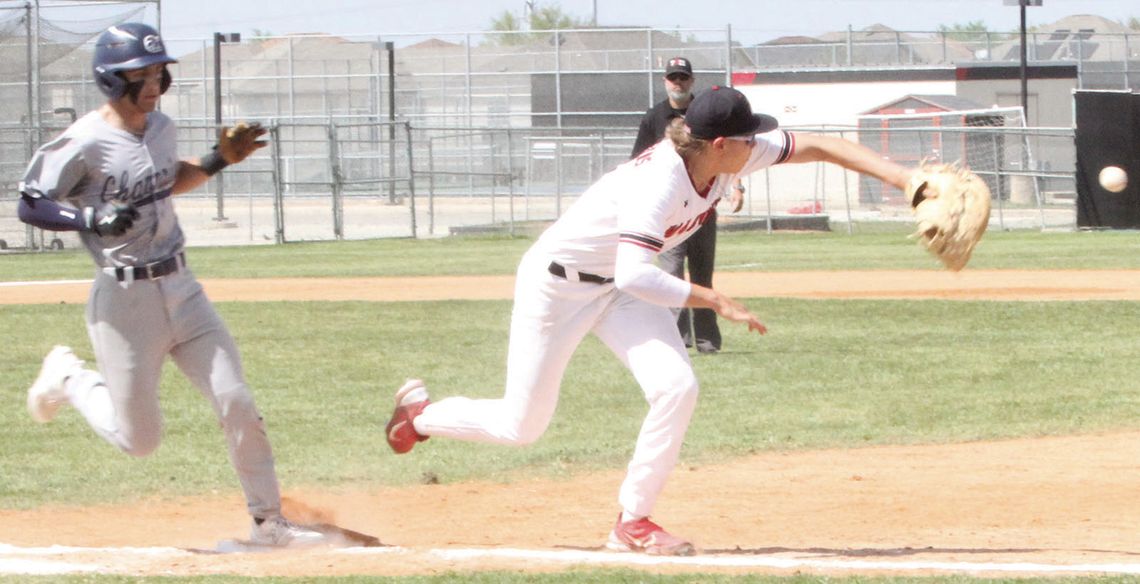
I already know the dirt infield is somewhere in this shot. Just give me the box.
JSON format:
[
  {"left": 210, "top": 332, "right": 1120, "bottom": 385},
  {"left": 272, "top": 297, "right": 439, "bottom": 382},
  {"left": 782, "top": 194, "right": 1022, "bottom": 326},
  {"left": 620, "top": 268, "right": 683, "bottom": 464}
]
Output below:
[
  {"left": 3, "top": 270, "right": 1140, "bottom": 578},
  {"left": 5, "top": 269, "right": 1140, "bottom": 305}
]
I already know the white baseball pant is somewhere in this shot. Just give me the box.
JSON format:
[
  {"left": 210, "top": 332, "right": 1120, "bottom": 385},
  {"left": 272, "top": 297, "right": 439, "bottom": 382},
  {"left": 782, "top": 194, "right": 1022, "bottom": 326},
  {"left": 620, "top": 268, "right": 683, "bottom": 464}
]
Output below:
[{"left": 414, "top": 249, "right": 699, "bottom": 518}]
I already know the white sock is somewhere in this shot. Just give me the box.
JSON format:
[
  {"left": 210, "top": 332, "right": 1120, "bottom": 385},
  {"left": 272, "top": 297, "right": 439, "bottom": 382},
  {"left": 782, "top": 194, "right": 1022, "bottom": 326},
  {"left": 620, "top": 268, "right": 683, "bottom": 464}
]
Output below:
[
  {"left": 400, "top": 385, "right": 429, "bottom": 406},
  {"left": 620, "top": 511, "right": 643, "bottom": 523}
]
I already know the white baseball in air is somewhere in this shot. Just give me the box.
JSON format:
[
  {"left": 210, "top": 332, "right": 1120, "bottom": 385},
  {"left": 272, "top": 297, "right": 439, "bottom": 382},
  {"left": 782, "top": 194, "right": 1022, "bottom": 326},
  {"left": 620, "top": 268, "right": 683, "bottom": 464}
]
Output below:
[{"left": 1098, "top": 165, "right": 1128, "bottom": 193}]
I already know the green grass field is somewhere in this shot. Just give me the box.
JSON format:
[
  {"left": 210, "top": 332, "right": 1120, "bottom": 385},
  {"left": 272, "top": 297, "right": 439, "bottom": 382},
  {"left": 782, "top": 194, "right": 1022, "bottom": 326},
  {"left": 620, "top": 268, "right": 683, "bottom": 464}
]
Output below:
[
  {"left": 4, "top": 228, "right": 1140, "bottom": 281},
  {"left": 2, "top": 229, "right": 1138, "bottom": 583}
]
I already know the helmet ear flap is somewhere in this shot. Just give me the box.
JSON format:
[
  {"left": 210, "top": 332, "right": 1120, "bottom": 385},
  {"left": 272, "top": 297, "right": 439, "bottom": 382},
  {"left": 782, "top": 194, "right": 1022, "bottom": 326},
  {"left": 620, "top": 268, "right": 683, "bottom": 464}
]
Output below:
[{"left": 94, "top": 66, "right": 128, "bottom": 100}]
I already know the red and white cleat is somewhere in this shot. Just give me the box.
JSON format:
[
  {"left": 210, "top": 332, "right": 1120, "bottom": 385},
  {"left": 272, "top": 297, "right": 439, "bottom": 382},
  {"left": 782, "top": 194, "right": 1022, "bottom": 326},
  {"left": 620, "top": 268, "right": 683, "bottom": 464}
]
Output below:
[
  {"left": 606, "top": 514, "right": 695, "bottom": 556},
  {"left": 385, "top": 379, "right": 431, "bottom": 454}
]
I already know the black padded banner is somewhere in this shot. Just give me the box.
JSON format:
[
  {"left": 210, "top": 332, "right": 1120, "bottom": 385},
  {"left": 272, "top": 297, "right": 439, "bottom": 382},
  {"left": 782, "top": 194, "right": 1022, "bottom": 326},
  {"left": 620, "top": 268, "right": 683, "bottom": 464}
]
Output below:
[{"left": 1074, "top": 91, "right": 1140, "bottom": 228}]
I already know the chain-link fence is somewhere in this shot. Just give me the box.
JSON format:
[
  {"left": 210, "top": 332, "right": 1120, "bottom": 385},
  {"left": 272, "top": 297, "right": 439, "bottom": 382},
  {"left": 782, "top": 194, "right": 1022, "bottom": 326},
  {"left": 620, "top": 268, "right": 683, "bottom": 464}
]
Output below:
[
  {"left": 3, "top": 4, "right": 1120, "bottom": 251},
  {"left": 1, "top": 118, "right": 1075, "bottom": 252},
  {"left": 741, "top": 29, "right": 1140, "bottom": 89}
]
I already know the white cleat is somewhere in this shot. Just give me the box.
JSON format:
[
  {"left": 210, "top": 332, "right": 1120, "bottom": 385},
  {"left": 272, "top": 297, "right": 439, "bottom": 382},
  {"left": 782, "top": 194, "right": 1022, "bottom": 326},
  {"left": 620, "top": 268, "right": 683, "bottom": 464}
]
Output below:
[
  {"left": 248, "top": 516, "right": 328, "bottom": 548},
  {"left": 27, "top": 345, "right": 84, "bottom": 423}
]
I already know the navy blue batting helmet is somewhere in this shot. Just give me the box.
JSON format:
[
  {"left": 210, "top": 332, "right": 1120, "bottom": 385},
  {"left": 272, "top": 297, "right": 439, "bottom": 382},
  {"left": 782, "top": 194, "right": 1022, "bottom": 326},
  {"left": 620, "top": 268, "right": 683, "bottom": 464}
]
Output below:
[{"left": 92, "top": 23, "right": 178, "bottom": 99}]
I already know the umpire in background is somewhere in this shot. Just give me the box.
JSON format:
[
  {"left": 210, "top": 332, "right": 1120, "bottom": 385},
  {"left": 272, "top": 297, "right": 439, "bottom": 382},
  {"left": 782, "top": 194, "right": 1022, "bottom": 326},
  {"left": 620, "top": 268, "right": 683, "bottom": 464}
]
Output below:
[{"left": 630, "top": 56, "right": 744, "bottom": 354}]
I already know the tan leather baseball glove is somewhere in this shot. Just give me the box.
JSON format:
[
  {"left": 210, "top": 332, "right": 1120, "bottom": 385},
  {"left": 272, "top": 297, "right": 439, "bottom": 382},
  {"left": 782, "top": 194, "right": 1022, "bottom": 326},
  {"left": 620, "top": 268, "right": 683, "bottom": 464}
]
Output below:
[{"left": 904, "top": 162, "right": 992, "bottom": 271}]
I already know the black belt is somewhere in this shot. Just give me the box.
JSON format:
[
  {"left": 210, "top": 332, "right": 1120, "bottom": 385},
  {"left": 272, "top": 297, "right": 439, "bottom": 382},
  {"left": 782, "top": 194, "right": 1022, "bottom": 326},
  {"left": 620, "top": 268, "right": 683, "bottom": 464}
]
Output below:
[
  {"left": 548, "top": 261, "right": 614, "bottom": 284},
  {"left": 108, "top": 252, "right": 186, "bottom": 282}
]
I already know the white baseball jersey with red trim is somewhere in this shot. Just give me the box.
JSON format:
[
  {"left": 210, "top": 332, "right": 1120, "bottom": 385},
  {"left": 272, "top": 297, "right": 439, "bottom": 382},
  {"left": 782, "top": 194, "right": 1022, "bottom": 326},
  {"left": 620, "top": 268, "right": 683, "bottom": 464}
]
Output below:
[
  {"left": 534, "top": 129, "right": 794, "bottom": 279},
  {"left": 412, "top": 129, "right": 797, "bottom": 521}
]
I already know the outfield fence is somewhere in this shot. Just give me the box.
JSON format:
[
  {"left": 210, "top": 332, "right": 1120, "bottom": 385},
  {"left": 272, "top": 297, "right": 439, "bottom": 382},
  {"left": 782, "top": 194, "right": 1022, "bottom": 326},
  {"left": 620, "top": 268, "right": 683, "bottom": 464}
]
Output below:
[
  {"left": 0, "top": 119, "right": 1077, "bottom": 252},
  {"left": 0, "top": 7, "right": 1116, "bottom": 252}
]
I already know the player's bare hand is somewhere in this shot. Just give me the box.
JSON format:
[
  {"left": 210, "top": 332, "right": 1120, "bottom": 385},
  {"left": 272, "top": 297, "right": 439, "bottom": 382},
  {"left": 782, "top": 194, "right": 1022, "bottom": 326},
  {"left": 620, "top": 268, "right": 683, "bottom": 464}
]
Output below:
[
  {"left": 713, "top": 292, "right": 767, "bottom": 335},
  {"left": 688, "top": 286, "right": 766, "bottom": 334},
  {"left": 218, "top": 122, "right": 268, "bottom": 164}
]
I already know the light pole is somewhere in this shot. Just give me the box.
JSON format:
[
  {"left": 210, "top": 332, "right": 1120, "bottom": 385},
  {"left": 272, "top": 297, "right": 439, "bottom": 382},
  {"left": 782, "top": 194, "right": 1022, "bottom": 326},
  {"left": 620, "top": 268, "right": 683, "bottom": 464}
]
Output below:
[
  {"left": 213, "top": 31, "right": 240, "bottom": 222},
  {"left": 1004, "top": 0, "right": 1042, "bottom": 122}
]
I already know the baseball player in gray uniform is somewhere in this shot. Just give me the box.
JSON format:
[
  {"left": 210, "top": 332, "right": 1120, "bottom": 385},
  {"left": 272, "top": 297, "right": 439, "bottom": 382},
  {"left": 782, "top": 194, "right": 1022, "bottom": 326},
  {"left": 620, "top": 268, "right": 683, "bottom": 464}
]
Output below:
[
  {"left": 385, "top": 86, "right": 919, "bottom": 555},
  {"left": 18, "top": 22, "right": 324, "bottom": 547}
]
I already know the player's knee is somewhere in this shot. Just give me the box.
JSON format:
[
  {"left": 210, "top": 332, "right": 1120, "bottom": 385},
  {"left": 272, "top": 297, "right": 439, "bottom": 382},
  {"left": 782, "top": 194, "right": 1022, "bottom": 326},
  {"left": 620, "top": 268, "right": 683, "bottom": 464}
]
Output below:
[
  {"left": 498, "top": 392, "right": 555, "bottom": 445},
  {"left": 118, "top": 429, "right": 161, "bottom": 457},
  {"left": 674, "top": 373, "right": 700, "bottom": 406},
  {"left": 218, "top": 390, "right": 260, "bottom": 427},
  {"left": 648, "top": 367, "right": 699, "bottom": 409}
]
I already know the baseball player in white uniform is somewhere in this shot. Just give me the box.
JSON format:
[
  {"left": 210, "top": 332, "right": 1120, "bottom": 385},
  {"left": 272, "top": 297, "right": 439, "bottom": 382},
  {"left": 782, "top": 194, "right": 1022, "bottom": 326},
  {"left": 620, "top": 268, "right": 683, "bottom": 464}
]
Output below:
[
  {"left": 385, "top": 87, "right": 917, "bottom": 554},
  {"left": 18, "top": 23, "right": 324, "bottom": 547}
]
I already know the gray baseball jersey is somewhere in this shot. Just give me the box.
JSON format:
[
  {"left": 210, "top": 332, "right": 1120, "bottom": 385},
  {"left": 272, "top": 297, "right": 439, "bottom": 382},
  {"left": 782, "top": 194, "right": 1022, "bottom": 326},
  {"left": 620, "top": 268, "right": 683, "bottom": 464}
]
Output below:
[
  {"left": 21, "top": 110, "right": 183, "bottom": 266},
  {"left": 22, "top": 109, "right": 284, "bottom": 520}
]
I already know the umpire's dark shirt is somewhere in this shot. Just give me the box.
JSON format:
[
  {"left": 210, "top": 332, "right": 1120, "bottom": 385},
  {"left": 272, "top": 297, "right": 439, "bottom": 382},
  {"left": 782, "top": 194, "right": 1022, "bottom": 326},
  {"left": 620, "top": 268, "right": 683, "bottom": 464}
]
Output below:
[{"left": 630, "top": 99, "right": 687, "bottom": 158}]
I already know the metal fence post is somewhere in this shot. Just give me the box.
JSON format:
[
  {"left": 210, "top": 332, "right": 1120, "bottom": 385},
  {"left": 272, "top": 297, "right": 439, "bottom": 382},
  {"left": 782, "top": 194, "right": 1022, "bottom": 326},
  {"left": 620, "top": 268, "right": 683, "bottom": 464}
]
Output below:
[
  {"left": 645, "top": 29, "right": 655, "bottom": 109},
  {"left": 1125, "top": 33, "right": 1133, "bottom": 89},
  {"left": 555, "top": 30, "right": 563, "bottom": 129},
  {"left": 386, "top": 42, "right": 397, "bottom": 204},
  {"left": 991, "top": 131, "right": 1006, "bottom": 230},
  {"left": 426, "top": 137, "right": 435, "bottom": 236},
  {"left": 524, "top": 137, "right": 533, "bottom": 222},
  {"left": 846, "top": 25, "right": 853, "bottom": 66},
  {"left": 506, "top": 128, "right": 516, "bottom": 236},
  {"left": 270, "top": 122, "right": 285, "bottom": 244},
  {"left": 465, "top": 34, "right": 474, "bottom": 199},
  {"left": 843, "top": 165, "right": 854, "bottom": 235},
  {"left": 763, "top": 167, "right": 773, "bottom": 234},
  {"left": 1023, "top": 127, "right": 1046, "bottom": 230},
  {"left": 404, "top": 121, "right": 417, "bottom": 238},
  {"left": 328, "top": 122, "right": 344, "bottom": 239},
  {"left": 555, "top": 139, "right": 563, "bottom": 217},
  {"left": 489, "top": 130, "right": 497, "bottom": 225},
  {"left": 725, "top": 24, "right": 733, "bottom": 85}
]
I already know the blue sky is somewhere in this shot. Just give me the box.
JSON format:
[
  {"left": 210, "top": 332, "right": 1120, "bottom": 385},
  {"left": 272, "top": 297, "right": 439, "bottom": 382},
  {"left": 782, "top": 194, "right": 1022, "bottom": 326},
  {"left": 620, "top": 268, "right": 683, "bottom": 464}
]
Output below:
[{"left": 33, "top": 0, "right": 1139, "bottom": 48}]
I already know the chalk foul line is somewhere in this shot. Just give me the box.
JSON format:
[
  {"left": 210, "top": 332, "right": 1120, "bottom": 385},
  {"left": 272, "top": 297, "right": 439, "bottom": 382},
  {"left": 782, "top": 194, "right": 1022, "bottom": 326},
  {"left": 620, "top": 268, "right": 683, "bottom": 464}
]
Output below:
[{"left": 3, "top": 543, "right": 1140, "bottom": 576}]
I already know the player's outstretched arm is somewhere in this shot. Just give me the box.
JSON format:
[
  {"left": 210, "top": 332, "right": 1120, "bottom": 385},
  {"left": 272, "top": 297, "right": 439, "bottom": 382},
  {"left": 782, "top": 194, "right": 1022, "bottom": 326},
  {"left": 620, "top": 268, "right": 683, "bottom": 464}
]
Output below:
[
  {"left": 786, "top": 133, "right": 914, "bottom": 191},
  {"left": 173, "top": 122, "right": 269, "bottom": 195},
  {"left": 172, "top": 159, "right": 214, "bottom": 194},
  {"left": 686, "top": 284, "right": 766, "bottom": 335}
]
